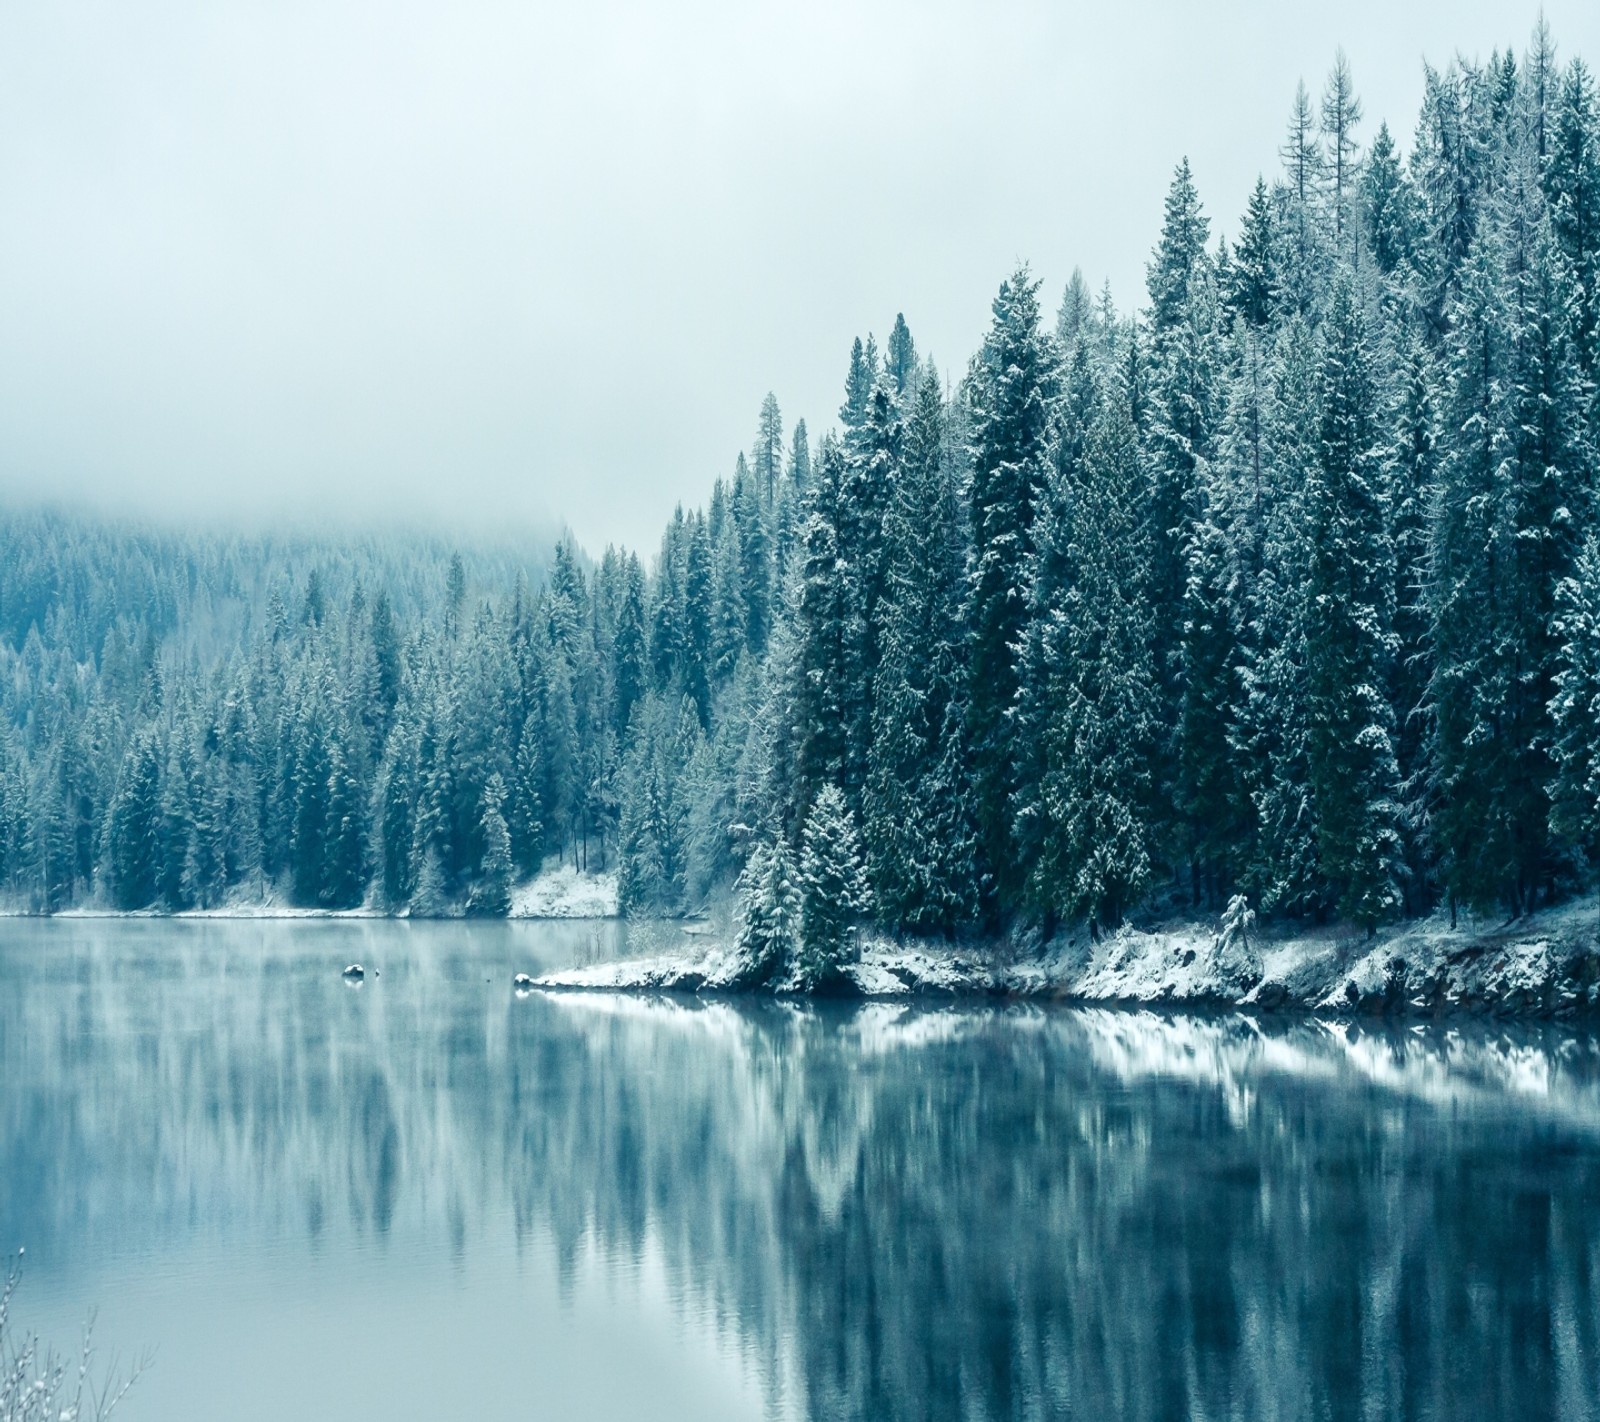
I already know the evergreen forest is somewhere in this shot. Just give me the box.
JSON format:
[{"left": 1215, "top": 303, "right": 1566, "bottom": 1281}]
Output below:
[{"left": 3, "top": 29, "right": 1600, "bottom": 958}]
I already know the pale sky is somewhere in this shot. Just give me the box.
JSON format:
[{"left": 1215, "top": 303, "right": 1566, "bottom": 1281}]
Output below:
[{"left": 1, "top": 0, "right": 1596, "bottom": 556}]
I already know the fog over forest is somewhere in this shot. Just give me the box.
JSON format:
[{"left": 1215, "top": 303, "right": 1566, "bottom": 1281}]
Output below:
[{"left": 2, "top": 1, "right": 1598, "bottom": 552}]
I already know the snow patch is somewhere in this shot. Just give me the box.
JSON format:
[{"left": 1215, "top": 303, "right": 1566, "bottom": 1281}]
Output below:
[{"left": 510, "top": 865, "right": 619, "bottom": 919}]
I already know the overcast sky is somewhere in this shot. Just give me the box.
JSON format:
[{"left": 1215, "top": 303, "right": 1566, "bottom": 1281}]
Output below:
[{"left": 1, "top": 0, "right": 1597, "bottom": 556}]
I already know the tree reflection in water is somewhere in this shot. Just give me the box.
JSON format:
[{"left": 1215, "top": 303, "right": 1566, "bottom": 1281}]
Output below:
[{"left": 2, "top": 919, "right": 1599, "bottom": 1421}]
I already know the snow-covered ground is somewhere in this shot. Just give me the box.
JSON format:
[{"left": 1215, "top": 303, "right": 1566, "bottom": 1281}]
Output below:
[
  {"left": 509, "top": 864, "right": 619, "bottom": 919},
  {"left": 534, "top": 895, "right": 1600, "bottom": 1018}
]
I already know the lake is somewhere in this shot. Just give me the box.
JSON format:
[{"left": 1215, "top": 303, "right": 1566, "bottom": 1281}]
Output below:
[{"left": 2, "top": 919, "right": 1599, "bottom": 1421}]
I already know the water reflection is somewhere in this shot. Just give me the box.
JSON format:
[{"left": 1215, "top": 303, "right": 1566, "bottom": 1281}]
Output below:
[{"left": 2, "top": 920, "right": 1599, "bottom": 1420}]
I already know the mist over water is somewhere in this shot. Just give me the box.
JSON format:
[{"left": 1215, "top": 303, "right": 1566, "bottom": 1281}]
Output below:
[{"left": 3, "top": 919, "right": 1599, "bottom": 1420}]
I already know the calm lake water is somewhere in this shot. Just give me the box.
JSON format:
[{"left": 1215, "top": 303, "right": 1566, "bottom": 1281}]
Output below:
[{"left": 2, "top": 919, "right": 1600, "bottom": 1421}]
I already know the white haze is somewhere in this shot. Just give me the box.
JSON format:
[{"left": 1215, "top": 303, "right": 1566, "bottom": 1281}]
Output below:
[{"left": 1, "top": 0, "right": 1596, "bottom": 555}]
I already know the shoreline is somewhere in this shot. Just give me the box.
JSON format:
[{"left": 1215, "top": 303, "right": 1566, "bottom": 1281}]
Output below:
[
  {"left": 8, "top": 889, "right": 1600, "bottom": 1021},
  {"left": 533, "top": 895, "right": 1600, "bottom": 1020},
  {"left": 0, "top": 866, "right": 622, "bottom": 923}
]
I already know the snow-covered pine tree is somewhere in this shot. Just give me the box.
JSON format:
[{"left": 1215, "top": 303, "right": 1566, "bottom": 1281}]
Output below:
[
  {"left": 839, "top": 336, "right": 879, "bottom": 455},
  {"left": 752, "top": 392, "right": 784, "bottom": 507},
  {"left": 470, "top": 772, "right": 513, "bottom": 917},
  {"left": 1026, "top": 394, "right": 1157, "bottom": 936},
  {"left": 798, "top": 784, "right": 869, "bottom": 987},
  {"left": 791, "top": 438, "right": 858, "bottom": 818},
  {"left": 734, "top": 832, "right": 802, "bottom": 981},
  {"left": 1056, "top": 268, "right": 1093, "bottom": 351},
  {"left": 157, "top": 735, "right": 197, "bottom": 911},
  {"left": 1146, "top": 168, "right": 1224, "bottom": 880},
  {"left": 841, "top": 373, "right": 903, "bottom": 808},
  {"left": 1548, "top": 58, "right": 1600, "bottom": 374},
  {"left": 731, "top": 462, "right": 773, "bottom": 659},
  {"left": 1361, "top": 123, "right": 1419, "bottom": 278},
  {"left": 1235, "top": 317, "right": 1325, "bottom": 915},
  {"left": 865, "top": 368, "right": 980, "bottom": 936},
  {"left": 1431, "top": 145, "right": 1588, "bottom": 912},
  {"left": 886, "top": 314, "right": 917, "bottom": 397},
  {"left": 1228, "top": 178, "right": 1280, "bottom": 330},
  {"left": 375, "top": 713, "right": 419, "bottom": 907},
  {"left": 322, "top": 728, "right": 368, "bottom": 909},
  {"left": 966, "top": 266, "right": 1056, "bottom": 913},
  {"left": 1179, "top": 499, "right": 1244, "bottom": 905},
  {"left": 1551, "top": 531, "right": 1600, "bottom": 858},
  {"left": 104, "top": 729, "right": 163, "bottom": 910},
  {"left": 1302, "top": 274, "right": 1404, "bottom": 930},
  {"left": 682, "top": 514, "right": 713, "bottom": 724}
]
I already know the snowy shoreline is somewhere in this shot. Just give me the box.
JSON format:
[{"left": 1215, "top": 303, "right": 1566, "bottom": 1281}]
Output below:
[{"left": 533, "top": 894, "right": 1600, "bottom": 1019}]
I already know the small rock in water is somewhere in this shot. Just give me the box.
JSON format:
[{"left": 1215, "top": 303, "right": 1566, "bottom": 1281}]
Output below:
[
  {"left": 513, "top": 972, "right": 535, "bottom": 993},
  {"left": 342, "top": 963, "right": 365, "bottom": 981}
]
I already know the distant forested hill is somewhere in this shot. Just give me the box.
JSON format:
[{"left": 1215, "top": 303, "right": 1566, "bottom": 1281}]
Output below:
[{"left": 3, "top": 30, "right": 1600, "bottom": 963}]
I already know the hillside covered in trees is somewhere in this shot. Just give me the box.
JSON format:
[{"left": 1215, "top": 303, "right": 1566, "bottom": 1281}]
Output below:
[{"left": 3, "top": 29, "right": 1600, "bottom": 969}]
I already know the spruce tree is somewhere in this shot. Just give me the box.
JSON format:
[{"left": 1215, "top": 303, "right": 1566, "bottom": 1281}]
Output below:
[
  {"left": 1549, "top": 58, "right": 1600, "bottom": 373},
  {"left": 322, "top": 730, "right": 368, "bottom": 909},
  {"left": 752, "top": 393, "right": 784, "bottom": 506},
  {"left": 610, "top": 554, "right": 648, "bottom": 737},
  {"left": 1146, "top": 179, "right": 1223, "bottom": 877},
  {"left": 734, "top": 833, "right": 802, "bottom": 981},
  {"left": 798, "top": 785, "right": 868, "bottom": 987},
  {"left": 886, "top": 314, "right": 917, "bottom": 395},
  {"left": 1303, "top": 275, "right": 1403, "bottom": 928},
  {"left": 104, "top": 730, "right": 162, "bottom": 910},
  {"left": 1229, "top": 178, "right": 1279, "bottom": 329},
  {"left": 1362, "top": 123, "right": 1418, "bottom": 276},
  {"left": 375, "top": 716, "right": 419, "bottom": 907},
  {"left": 470, "top": 772, "right": 513, "bottom": 917},
  {"left": 1056, "top": 268, "right": 1092, "bottom": 350},
  {"left": 864, "top": 370, "right": 979, "bottom": 935},
  {"left": 791, "top": 439, "right": 858, "bottom": 817},
  {"left": 965, "top": 266, "right": 1056, "bottom": 912},
  {"left": 1026, "top": 398, "right": 1157, "bottom": 935}
]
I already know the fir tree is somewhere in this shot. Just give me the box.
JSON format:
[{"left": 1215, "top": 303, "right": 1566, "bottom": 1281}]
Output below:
[
  {"left": 864, "top": 370, "right": 980, "bottom": 935},
  {"left": 1056, "top": 268, "right": 1093, "bottom": 350},
  {"left": 1025, "top": 398, "right": 1157, "bottom": 936},
  {"left": 1549, "top": 58, "right": 1600, "bottom": 373},
  {"left": 470, "top": 772, "right": 513, "bottom": 917},
  {"left": 375, "top": 716, "right": 418, "bottom": 907},
  {"left": 752, "top": 393, "right": 784, "bottom": 506},
  {"left": 1228, "top": 178, "right": 1279, "bottom": 329},
  {"left": 965, "top": 266, "right": 1056, "bottom": 912},
  {"left": 734, "top": 833, "right": 802, "bottom": 981},
  {"left": 104, "top": 730, "right": 162, "bottom": 910},
  {"left": 1303, "top": 275, "right": 1403, "bottom": 929},
  {"left": 886, "top": 313, "right": 917, "bottom": 395},
  {"left": 1362, "top": 123, "right": 1418, "bottom": 276},
  {"left": 798, "top": 785, "right": 868, "bottom": 987}
]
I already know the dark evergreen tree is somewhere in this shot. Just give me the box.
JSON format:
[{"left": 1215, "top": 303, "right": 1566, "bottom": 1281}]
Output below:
[
  {"left": 104, "top": 730, "right": 163, "bottom": 910},
  {"left": 886, "top": 313, "right": 917, "bottom": 395},
  {"left": 1027, "top": 398, "right": 1157, "bottom": 935},
  {"left": 965, "top": 267, "right": 1056, "bottom": 912},
  {"left": 1303, "top": 276, "right": 1403, "bottom": 929},
  {"left": 864, "top": 370, "right": 979, "bottom": 935}
]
